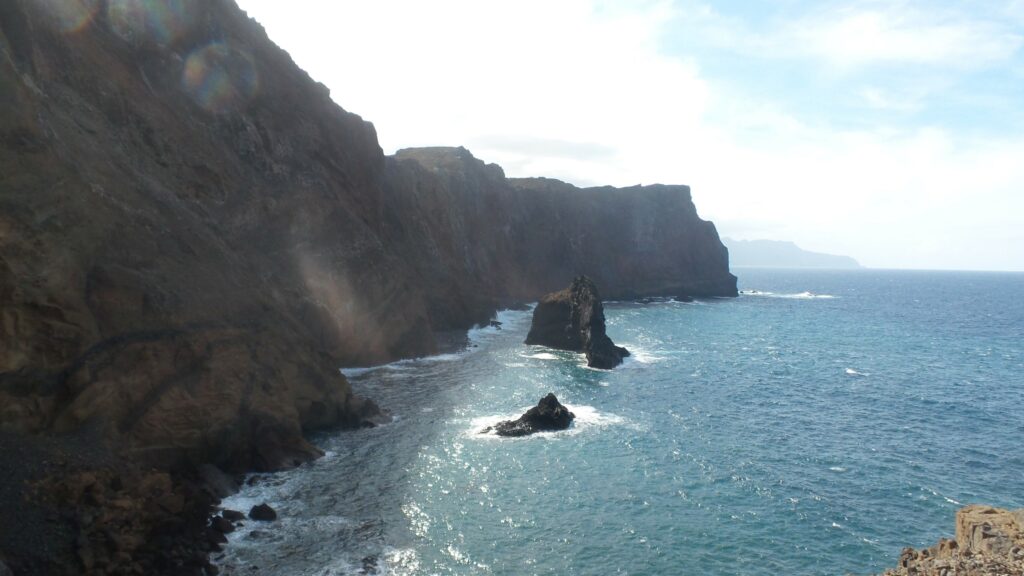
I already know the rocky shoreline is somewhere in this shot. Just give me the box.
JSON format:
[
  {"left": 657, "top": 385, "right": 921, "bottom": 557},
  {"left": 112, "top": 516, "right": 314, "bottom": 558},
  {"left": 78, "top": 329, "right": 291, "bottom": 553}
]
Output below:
[{"left": 876, "top": 505, "right": 1024, "bottom": 576}]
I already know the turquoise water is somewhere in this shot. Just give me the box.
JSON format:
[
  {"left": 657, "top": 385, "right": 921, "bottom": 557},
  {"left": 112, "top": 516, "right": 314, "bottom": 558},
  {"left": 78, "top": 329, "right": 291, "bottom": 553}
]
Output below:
[{"left": 219, "top": 269, "right": 1024, "bottom": 575}]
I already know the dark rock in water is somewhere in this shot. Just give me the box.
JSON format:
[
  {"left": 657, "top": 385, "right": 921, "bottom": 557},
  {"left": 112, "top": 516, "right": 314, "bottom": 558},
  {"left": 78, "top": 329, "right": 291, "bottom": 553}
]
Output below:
[
  {"left": 221, "top": 509, "right": 245, "bottom": 522},
  {"left": 248, "top": 503, "right": 277, "bottom": 522},
  {"left": 525, "top": 276, "right": 630, "bottom": 369},
  {"left": 489, "top": 320, "right": 503, "bottom": 329},
  {"left": 0, "top": 559, "right": 11, "bottom": 576},
  {"left": 675, "top": 294, "right": 695, "bottom": 303},
  {"left": 211, "top": 515, "right": 235, "bottom": 534},
  {"left": 483, "top": 393, "right": 575, "bottom": 437}
]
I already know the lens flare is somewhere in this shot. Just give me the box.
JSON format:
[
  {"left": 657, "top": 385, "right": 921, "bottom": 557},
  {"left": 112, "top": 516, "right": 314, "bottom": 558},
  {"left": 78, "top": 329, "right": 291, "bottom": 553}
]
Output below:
[
  {"left": 182, "top": 43, "right": 259, "bottom": 114},
  {"left": 41, "top": 0, "right": 101, "bottom": 33},
  {"left": 106, "top": 0, "right": 197, "bottom": 46}
]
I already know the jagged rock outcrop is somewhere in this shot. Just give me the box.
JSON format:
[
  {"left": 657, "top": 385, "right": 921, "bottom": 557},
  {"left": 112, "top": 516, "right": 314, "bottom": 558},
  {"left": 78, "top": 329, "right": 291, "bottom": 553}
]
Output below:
[
  {"left": 482, "top": 393, "right": 575, "bottom": 437},
  {"left": 0, "top": 0, "right": 734, "bottom": 572},
  {"left": 878, "top": 505, "right": 1024, "bottom": 576},
  {"left": 525, "top": 277, "right": 630, "bottom": 368}
]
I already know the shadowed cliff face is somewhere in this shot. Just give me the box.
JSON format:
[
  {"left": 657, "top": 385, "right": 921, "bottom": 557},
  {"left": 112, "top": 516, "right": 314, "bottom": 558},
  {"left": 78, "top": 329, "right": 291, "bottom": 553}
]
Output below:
[
  {"left": 383, "top": 148, "right": 737, "bottom": 331},
  {"left": 0, "top": 0, "right": 733, "bottom": 473}
]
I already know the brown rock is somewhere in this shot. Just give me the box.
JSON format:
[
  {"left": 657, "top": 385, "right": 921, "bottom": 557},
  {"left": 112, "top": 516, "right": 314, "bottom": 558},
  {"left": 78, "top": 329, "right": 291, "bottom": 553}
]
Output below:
[{"left": 878, "top": 505, "right": 1024, "bottom": 576}]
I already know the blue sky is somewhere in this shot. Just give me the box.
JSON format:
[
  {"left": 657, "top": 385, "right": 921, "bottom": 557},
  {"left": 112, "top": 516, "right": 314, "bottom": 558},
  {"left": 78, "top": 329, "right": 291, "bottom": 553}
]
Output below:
[{"left": 235, "top": 0, "right": 1024, "bottom": 271}]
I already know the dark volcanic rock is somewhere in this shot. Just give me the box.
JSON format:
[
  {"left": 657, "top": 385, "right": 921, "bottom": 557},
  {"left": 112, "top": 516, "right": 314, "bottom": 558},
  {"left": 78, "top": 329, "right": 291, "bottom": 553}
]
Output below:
[
  {"left": 525, "top": 277, "right": 630, "bottom": 369},
  {"left": 211, "top": 516, "right": 235, "bottom": 534},
  {"left": 248, "top": 504, "right": 277, "bottom": 522},
  {"left": 483, "top": 394, "right": 575, "bottom": 437},
  {"left": 221, "top": 509, "right": 245, "bottom": 523}
]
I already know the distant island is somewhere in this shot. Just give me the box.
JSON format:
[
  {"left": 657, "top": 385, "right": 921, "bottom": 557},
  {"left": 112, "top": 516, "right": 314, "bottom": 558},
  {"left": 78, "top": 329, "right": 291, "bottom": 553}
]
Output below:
[{"left": 723, "top": 238, "right": 862, "bottom": 269}]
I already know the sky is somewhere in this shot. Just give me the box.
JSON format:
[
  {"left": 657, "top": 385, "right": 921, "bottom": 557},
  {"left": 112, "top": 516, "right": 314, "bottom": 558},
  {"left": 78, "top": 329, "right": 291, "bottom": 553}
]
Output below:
[{"left": 234, "top": 0, "right": 1024, "bottom": 271}]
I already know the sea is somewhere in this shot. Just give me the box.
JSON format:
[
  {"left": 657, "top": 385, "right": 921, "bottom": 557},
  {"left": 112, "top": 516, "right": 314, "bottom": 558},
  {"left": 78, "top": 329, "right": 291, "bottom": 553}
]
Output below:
[{"left": 217, "top": 269, "right": 1024, "bottom": 576}]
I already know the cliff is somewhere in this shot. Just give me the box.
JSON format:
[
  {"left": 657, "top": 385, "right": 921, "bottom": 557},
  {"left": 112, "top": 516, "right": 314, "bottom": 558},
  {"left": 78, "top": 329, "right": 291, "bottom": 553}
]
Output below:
[{"left": 0, "top": 0, "right": 733, "bottom": 573}]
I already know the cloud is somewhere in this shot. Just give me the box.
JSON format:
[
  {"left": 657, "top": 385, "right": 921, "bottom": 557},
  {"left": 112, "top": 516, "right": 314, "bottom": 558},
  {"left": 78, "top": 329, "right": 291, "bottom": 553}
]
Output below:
[
  {"left": 668, "top": 1, "right": 1023, "bottom": 71},
  {"left": 787, "top": 4, "right": 1024, "bottom": 69}
]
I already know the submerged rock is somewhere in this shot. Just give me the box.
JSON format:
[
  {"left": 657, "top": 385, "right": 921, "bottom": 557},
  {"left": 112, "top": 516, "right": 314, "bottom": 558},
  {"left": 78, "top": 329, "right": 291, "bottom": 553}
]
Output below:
[
  {"left": 525, "top": 276, "right": 630, "bottom": 369},
  {"left": 483, "top": 393, "right": 575, "bottom": 437}
]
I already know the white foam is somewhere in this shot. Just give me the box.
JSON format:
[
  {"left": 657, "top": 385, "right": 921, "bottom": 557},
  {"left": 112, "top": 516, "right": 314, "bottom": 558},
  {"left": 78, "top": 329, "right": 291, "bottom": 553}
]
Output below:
[
  {"left": 524, "top": 352, "right": 560, "bottom": 360},
  {"left": 845, "top": 368, "right": 869, "bottom": 377},
  {"left": 741, "top": 290, "right": 837, "bottom": 300},
  {"left": 469, "top": 404, "right": 624, "bottom": 438},
  {"left": 466, "top": 308, "right": 533, "bottom": 345},
  {"left": 829, "top": 466, "right": 847, "bottom": 472}
]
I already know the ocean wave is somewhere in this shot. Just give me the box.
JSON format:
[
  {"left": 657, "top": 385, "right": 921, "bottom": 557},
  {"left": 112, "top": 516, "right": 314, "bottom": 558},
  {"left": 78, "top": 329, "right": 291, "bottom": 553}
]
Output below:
[
  {"left": 844, "top": 368, "right": 869, "bottom": 377},
  {"left": 740, "top": 290, "right": 837, "bottom": 300},
  {"left": 466, "top": 307, "right": 533, "bottom": 345},
  {"left": 340, "top": 353, "right": 462, "bottom": 379},
  {"left": 342, "top": 309, "right": 534, "bottom": 379}
]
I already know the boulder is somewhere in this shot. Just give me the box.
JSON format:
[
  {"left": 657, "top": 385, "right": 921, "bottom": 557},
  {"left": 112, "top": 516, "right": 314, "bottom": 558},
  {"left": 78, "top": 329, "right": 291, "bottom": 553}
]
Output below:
[
  {"left": 248, "top": 504, "right": 277, "bottom": 522},
  {"left": 878, "top": 505, "right": 1024, "bottom": 576},
  {"left": 525, "top": 276, "right": 630, "bottom": 369},
  {"left": 221, "top": 509, "right": 245, "bottom": 522},
  {"left": 483, "top": 394, "right": 575, "bottom": 437},
  {"left": 956, "top": 505, "right": 1023, "bottom": 556},
  {"left": 210, "top": 515, "right": 235, "bottom": 534}
]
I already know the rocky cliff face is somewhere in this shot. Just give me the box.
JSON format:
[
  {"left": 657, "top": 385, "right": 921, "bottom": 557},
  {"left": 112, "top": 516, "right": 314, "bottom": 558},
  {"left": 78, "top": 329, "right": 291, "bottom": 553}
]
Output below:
[
  {"left": 0, "top": 1, "right": 734, "bottom": 572},
  {"left": 385, "top": 148, "right": 736, "bottom": 332},
  {"left": 878, "top": 505, "right": 1024, "bottom": 576}
]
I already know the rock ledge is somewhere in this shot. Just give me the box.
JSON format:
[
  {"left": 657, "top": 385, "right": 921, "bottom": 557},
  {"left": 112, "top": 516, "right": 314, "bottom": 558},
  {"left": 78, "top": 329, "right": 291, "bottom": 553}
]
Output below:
[{"left": 877, "top": 505, "right": 1024, "bottom": 576}]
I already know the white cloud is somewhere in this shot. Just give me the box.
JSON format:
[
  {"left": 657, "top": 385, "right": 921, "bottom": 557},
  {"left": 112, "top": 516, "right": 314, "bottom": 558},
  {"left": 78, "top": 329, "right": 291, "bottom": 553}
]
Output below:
[{"left": 788, "top": 6, "right": 1024, "bottom": 69}]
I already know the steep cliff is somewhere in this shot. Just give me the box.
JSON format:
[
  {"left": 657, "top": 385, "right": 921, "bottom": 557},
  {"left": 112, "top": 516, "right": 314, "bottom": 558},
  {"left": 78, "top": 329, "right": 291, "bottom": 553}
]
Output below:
[
  {"left": 384, "top": 148, "right": 736, "bottom": 332},
  {"left": 0, "top": 1, "right": 734, "bottom": 573}
]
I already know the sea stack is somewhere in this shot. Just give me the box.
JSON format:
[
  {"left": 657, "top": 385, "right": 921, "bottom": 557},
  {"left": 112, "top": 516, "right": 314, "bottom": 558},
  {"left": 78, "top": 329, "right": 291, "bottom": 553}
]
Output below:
[
  {"left": 482, "top": 393, "right": 575, "bottom": 437},
  {"left": 525, "top": 276, "right": 630, "bottom": 369}
]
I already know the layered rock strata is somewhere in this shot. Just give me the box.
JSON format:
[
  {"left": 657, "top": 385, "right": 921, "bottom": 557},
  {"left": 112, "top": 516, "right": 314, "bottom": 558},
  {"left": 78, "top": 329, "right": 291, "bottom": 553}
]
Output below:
[
  {"left": 525, "top": 276, "right": 630, "bottom": 368},
  {"left": 879, "top": 505, "right": 1024, "bottom": 576}
]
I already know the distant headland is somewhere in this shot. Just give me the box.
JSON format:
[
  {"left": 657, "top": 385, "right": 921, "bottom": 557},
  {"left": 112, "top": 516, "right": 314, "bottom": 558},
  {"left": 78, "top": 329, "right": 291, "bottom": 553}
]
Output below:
[{"left": 723, "top": 238, "right": 862, "bottom": 269}]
